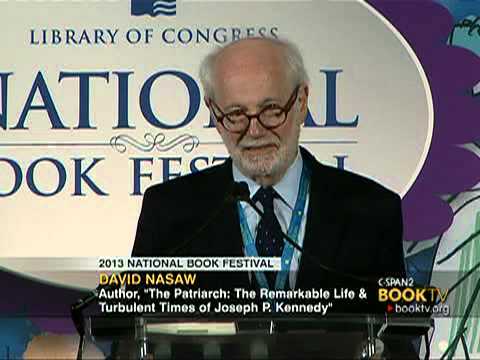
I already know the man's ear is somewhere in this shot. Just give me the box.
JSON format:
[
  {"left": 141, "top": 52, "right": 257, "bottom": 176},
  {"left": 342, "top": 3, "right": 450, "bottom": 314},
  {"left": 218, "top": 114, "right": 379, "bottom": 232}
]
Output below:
[
  {"left": 205, "top": 96, "right": 222, "bottom": 134},
  {"left": 297, "top": 85, "right": 309, "bottom": 124},
  {"left": 299, "top": 85, "right": 309, "bottom": 111}
]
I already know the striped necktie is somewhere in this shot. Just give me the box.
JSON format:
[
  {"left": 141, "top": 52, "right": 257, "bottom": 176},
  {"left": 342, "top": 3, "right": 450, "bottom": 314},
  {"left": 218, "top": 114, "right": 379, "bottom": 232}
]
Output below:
[{"left": 253, "top": 187, "right": 284, "bottom": 287}]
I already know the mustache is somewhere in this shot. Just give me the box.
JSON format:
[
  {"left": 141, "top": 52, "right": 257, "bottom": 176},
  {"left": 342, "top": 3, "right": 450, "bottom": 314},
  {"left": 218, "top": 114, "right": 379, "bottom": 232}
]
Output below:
[{"left": 238, "top": 139, "right": 280, "bottom": 149}]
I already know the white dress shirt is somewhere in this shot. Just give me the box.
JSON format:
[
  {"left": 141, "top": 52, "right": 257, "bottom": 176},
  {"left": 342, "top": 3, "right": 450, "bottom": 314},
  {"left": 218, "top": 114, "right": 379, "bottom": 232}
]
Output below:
[{"left": 232, "top": 150, "right": 310, "bottom": 289}]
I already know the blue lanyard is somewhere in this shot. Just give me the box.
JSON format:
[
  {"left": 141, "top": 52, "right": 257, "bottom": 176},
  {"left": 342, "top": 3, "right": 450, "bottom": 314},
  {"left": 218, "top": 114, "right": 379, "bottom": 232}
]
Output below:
[{"left": 237, "top": 162, "right": 310, "bottom": 290}]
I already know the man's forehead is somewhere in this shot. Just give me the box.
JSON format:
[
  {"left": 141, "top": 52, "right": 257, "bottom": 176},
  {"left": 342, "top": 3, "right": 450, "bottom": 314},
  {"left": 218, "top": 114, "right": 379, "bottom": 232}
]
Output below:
[
  {"left": 214, "top": 70, "right": 289, "bottom": 108},
  {"left": 211, "top": 39, "right": 291, "bottom": 104},
  {"left": 215, "top": 39, "right": 285, "bottom": 71}
]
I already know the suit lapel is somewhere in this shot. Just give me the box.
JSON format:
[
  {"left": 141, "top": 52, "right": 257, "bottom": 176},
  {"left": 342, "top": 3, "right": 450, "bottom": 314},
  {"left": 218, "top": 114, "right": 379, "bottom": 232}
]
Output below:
[
  {"left": 199, "top": 159, "right": 245, "bottom": 257},
  {"left": 193, "top": 159, "right": 250, "bottom": 288},
  {"left": 296, "top": 148, "right": 344, "bottom": 288}
]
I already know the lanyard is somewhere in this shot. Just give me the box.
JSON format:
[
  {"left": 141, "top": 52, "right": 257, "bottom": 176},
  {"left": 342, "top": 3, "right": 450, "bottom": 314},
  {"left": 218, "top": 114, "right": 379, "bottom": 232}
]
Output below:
[{"left": 237, "top": 162, "right": 310, "bottom": 290}]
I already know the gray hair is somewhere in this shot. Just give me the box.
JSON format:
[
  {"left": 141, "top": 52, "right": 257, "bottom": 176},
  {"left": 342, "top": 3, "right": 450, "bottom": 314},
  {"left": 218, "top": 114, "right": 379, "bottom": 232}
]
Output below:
[{"left": 199, "top": 37, "right": 309, "bottom": 100}]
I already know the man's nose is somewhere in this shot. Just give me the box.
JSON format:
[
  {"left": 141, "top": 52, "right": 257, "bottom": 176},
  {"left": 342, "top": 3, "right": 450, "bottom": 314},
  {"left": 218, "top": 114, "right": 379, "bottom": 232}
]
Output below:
[{"left": 246, "top": 116, "right": 267, "bottom": 137}]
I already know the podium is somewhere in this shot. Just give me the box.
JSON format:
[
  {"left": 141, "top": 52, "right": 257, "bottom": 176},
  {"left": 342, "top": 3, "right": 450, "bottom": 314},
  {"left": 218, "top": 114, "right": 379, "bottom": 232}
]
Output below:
[{"left": 85, "top": 315, "right": 432, "bottom": 359}]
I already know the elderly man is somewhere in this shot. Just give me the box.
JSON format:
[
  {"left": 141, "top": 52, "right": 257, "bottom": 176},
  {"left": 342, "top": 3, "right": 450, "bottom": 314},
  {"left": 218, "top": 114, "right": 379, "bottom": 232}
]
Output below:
[{"left": 132, "top": 37, "right": 405, "bottom": 290}]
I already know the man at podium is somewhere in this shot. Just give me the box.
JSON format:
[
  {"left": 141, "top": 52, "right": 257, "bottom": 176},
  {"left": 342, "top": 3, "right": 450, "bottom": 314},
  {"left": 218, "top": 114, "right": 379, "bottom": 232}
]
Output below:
[
  {"left": 132, "top": 37, "right": 406, "bottom": 291},
  {"left": 122, "top": 36, "right": 422, "bottom": 360}
]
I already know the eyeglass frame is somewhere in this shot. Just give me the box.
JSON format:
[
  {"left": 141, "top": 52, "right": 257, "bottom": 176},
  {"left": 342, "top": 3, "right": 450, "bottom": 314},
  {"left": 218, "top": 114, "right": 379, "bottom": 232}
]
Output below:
[{"left": 207, "top": 85, "right": 301, "bottom": 134}]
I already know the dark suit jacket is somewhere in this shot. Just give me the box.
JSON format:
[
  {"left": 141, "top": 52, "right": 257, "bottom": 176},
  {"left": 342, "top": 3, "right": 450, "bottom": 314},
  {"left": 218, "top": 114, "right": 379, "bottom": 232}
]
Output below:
[{"left": 132, "top": 147, "right": 405, "bottom": 291}]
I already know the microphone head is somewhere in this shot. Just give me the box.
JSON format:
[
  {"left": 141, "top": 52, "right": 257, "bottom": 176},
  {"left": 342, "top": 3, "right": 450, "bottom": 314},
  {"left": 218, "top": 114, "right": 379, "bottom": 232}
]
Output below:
[{"left": 230, "top": 181, "right": 251, "bottom": 202}]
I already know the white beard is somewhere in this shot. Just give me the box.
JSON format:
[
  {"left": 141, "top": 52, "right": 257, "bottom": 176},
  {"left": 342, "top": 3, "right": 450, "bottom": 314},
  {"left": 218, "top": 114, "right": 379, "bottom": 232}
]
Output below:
[{"left": 223, "top": 123, "right": 301, "bottom": 184}]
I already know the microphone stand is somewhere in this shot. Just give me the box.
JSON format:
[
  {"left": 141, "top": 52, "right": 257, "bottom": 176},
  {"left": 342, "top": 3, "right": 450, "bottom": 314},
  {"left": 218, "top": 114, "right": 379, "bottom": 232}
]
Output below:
[
  {"left": 71, "top": 289, "right": 101, "bottom": 360},
  {"left": 71, "top": 281, "right": 152, "bottom": 360}
]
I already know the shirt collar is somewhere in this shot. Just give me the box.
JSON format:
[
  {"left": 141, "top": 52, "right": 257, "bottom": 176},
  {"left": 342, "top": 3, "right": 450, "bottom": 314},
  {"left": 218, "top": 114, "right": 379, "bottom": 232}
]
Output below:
[{"left": 232, "top": 149, "right": 303, "bottom": 208}]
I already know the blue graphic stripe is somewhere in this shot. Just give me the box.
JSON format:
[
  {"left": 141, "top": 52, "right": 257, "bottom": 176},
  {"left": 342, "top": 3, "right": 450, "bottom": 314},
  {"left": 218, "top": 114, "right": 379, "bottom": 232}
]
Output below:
[
  {"left": 153, "top": 9, "right": 176, "bottom": 15},
  {"left": 153, "top": 0, "right": 176, "bottom": 16},
  {"left": 152, "top": 10, "right": 176, "bottom": 16},
  {"left": 153, "top": 1, "right": 176, "bottom": 16},
  {"left": 153, "top": 3, "right": 176, "bottom": 10}
]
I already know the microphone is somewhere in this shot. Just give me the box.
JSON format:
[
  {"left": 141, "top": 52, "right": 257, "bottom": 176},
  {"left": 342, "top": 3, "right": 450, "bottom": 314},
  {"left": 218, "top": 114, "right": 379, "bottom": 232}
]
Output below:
[{"left": 231, "top": 181, "right": 250, "bottom": 202}]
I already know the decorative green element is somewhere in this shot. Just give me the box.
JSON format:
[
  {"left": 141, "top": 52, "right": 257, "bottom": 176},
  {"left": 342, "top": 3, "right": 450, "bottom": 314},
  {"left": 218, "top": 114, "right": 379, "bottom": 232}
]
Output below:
[
  {"left": 472, "top": 214, "right": 480, "bottom": 354},
  {"left": 460, "top": 333, "right": 471, "bottom": 360},
  {"left": 437, "top": 229, "right": 480, "bottom": 265},
  {"left": 441, "top": 327, "right": 467, "bottom": 360},
  {"left": 446, "top": 212, "right": 480, "bottom": 358},
  {"left": 445, "top": 280, "right": 480, "bottom": 359},
  {"left": 448, "top": 16, "right": 480, "bottom": 56}
]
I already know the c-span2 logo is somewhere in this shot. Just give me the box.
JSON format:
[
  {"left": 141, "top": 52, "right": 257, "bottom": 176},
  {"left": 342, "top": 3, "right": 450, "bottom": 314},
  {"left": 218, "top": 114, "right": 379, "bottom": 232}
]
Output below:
[{"left": 131, "top": 0, "right": 177, "bottom": 17}]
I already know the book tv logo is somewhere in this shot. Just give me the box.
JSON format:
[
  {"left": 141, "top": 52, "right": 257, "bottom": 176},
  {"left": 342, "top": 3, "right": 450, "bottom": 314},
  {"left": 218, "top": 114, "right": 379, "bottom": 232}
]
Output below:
[
  {"left": 378, "top": 287, "right": 450, "bottom": 316},
  {"left": 131, "top": 0, "right": 177, "bottom": 17}
]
